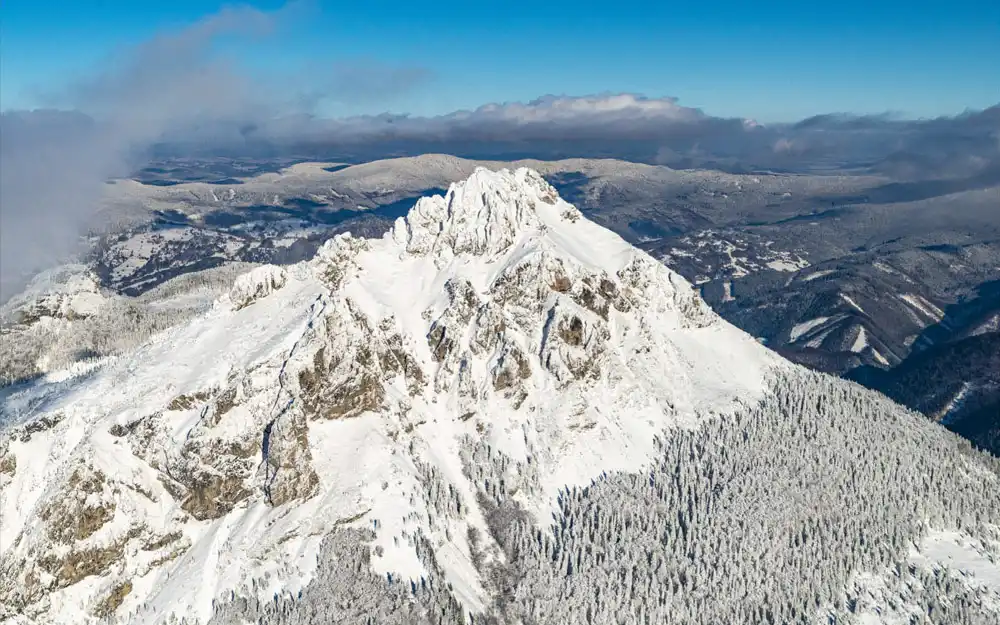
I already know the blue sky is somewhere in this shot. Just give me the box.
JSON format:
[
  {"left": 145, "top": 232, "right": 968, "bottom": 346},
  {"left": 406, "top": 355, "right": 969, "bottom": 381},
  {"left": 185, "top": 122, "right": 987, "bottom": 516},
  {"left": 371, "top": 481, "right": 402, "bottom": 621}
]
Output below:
[{"left": 2, "top": 0, "right": 998, "bottom": 122}]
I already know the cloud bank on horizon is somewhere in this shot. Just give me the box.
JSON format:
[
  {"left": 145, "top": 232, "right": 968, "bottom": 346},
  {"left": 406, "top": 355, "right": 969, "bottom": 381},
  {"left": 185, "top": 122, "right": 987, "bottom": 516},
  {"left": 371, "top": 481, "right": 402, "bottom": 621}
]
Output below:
[
  {"left": 1, "top": 2, "right": 998, "bottom": 302},
  {"left": 253, "top": 93, "right": 998, "bottom": 156},
  {"left": 0, "top": 4, "right": 283, "bottom": 301}
]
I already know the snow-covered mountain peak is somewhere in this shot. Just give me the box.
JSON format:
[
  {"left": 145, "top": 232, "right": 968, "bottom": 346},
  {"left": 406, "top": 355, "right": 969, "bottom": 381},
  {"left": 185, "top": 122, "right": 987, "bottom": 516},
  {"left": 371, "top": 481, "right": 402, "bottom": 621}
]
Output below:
[
  {"left": 390, "top": 166, "right": 578, "bottom": 260},
  {"left": 309, "top": 167, "right": 746, "bottom": 466},
  {"left": 6, "top": 167, "right": 997, "bottom": 625},
  {"left": 1, "top": 168, "right": 779, "bottom": 624}
]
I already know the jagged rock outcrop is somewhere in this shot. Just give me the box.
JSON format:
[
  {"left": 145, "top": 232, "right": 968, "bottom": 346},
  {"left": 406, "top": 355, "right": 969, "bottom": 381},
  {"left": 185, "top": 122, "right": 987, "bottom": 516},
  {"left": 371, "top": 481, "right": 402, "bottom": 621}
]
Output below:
[{"left": 229, "top": 264, "right": 287, "bottom": 310}]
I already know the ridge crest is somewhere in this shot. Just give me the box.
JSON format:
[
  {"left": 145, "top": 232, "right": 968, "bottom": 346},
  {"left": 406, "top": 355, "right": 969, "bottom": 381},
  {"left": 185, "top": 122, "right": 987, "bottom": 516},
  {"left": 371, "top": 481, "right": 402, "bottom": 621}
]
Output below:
[{"left": 390, "top": 167, "right": 569, "bottom": 258}]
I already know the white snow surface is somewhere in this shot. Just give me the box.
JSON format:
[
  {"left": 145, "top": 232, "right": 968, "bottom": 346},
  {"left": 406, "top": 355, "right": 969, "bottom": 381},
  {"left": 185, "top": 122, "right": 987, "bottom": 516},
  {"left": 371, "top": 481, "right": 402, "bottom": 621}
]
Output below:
[
  {"left": 840, "top": 293, "right": 866, "bottom": 314},
  {"left": 936, "top": 382, "right": 973, "bottom": 425},
  {"left": 766, "top": 258, "right": 808, "bottom": 272},
  {"left": 899, "top": 293, "right": 944, "bottom": 322},
  {"left": 850, "top": 326, "right": 869, "bottom": 353},
  {"left": 837, "top": 527, "right": 1000, "bottom": 623},
  {"left": 872, "top": 348, "right": 891, "bottom": 367},
  {"left": 1, "top": 167, "right": 782, "bottom": 624},
  {"left": 790, "top": 316, "right": 831, "bottom": 342},
  {"left": 722, "top": 280, "right": 735, "bottom": 302},
  {"left": 802, "top": 269, "right": 836, "bottom": 282}
]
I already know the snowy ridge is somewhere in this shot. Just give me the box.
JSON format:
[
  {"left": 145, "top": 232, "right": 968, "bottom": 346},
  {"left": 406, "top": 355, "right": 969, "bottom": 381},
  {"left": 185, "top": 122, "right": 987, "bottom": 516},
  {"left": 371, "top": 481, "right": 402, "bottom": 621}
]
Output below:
[{"left": 0, "top": 265, "right": 106, "bottom": 326}]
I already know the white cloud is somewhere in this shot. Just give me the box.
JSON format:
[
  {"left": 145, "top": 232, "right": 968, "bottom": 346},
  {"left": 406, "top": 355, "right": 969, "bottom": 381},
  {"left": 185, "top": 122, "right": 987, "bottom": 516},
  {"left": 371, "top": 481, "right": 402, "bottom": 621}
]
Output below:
[{"left": 464, "top": 94, "right": 706, "bottom": 123}]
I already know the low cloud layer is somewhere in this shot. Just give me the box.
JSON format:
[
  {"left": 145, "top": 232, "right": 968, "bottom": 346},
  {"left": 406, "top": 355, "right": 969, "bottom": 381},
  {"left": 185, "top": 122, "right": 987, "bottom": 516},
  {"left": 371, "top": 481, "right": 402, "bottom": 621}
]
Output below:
[
  {"left": 196, "top": 94, "right": 1000, "bottom": 178},
  {"left": 2, "top": 3, "right": 998, "bottom": 301},
  {"left": 234, "top": 93, "right": 744, "bottom": 145},
  {"left": 1, "top": 4, "right": 303, "bottom": 301}
]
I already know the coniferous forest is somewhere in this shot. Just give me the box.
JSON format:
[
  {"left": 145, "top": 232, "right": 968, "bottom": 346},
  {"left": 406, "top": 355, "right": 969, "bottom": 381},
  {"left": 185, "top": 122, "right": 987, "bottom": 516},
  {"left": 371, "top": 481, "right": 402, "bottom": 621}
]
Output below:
[{"left": 156, "top": 370, "right": 1000, "bottom": 625}]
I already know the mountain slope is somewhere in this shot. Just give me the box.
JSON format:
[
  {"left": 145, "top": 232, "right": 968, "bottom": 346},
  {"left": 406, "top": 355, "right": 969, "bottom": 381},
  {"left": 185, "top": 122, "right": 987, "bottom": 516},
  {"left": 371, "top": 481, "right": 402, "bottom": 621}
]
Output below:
[
  {"left": 851, "top": 332, "right": 1000, "bottom": 455},
  {"left": 0, "top": 263, "right": 257, "bottom": 389},
  {"left": 1, "top": 168, "right": 998, "bottom": 625},
  {"left": 848, "top": 280, "right": 1000, "bottom": 456}
]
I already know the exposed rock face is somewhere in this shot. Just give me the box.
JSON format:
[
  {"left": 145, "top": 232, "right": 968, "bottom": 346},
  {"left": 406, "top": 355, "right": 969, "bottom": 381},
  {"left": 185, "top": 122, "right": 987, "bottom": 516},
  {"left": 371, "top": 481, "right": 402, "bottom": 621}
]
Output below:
[
  {"left": 39, "top": 541, "right": 131, "bottom": 590},
  {"left": 177, "top": 472, "right": 252, "bottom": 521},
  {"left": 297, "top": 315, "right": 387, "bottom": 420},
  {"left": 39, "top": 466, "right": 115, "bottom": 543},
  {"left": 167, "top": 391, "right": 212, "bottom": 411},
  {"left": 0, "top": 460, "right": 141, "bottom": 614},
  {"left": 296, "top": 297, "right": 425, "bottom": 421},
  {"left": 0, "top": 438, "right": 15, "bottom": 482},
  {"left": 262, "top": 410, "right": 320, "bottom": 507},
  {"left": 0, "top": 167, "right": 777, "bottom": 625},
  {"left": 93, "top": 581, "right": 133, "bottom": 619},
  {"left": 541, "top": 302, "right": 610, "bottom": 383},
  {"left": 127, "top": 398, "right": 259, "bottom": 523}
]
